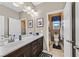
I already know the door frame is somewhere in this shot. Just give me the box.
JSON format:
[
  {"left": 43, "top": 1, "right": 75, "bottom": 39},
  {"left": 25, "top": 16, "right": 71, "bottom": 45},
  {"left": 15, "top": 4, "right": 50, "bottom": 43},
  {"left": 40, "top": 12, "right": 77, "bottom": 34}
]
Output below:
[
  {"left": 72, "top": 2, "right": 76, "bottom": 57},
  {"left": 46, "top": 9, "right": 63, "bottom": 52}
]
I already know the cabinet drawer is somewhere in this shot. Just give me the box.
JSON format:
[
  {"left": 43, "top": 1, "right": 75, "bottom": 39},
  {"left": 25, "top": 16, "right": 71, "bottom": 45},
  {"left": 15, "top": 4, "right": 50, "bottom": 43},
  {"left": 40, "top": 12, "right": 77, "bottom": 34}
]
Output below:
[{"left": 24, "top": 43, "right": 32, "bottom": 57}]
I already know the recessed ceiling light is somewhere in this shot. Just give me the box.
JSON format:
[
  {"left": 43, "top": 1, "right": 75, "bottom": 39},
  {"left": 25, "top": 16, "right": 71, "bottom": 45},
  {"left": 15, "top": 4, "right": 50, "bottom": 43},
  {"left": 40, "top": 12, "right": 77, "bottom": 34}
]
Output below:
[{"left": 27, "top": 6, "right": 31, "bottom": 11}]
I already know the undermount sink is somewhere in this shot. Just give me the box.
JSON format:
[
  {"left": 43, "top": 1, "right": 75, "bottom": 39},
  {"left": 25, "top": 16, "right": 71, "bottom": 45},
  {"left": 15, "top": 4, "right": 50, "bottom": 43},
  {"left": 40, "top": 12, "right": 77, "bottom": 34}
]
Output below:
[
  {"left": 0, "top": 38, "right": 14, "bottom": 46},
  {"left": 0, "top": 39, "right": 9, "bottom": 46},
  {"left": 0, "top": 42, "right": 7, "bottom": 46},
  {"left": 0, "top": 34, "right": 39, "bottom": 46}
]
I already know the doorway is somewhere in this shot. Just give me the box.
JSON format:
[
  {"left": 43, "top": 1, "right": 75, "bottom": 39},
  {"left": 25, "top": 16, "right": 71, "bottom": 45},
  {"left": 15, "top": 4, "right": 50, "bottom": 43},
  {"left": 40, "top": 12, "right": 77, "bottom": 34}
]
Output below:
[
  {"left": 21, "top": 20, "right": 26, "bottom": 35},
  {"left": 48, "top": 11, "right": 64, "bottom": 57}
]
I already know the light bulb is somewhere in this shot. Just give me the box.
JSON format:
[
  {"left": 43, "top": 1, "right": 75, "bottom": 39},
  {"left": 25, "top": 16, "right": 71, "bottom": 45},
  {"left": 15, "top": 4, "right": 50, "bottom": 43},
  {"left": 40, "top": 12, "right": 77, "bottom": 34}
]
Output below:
[
  {"left": 31, "top": 9, "right": 34, "bottom": 13},
  {"left": 34, "top": 12, "right": 38, "bottom": 16},
  {"left": 27, "top": 6, "right": 31, "bottom": 11}
]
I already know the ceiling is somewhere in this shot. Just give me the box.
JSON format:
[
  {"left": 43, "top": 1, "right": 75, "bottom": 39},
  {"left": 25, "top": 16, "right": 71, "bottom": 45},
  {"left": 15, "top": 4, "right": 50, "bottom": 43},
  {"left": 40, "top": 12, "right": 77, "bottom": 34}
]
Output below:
[
  {"left": 0, "top": 2, "right": 21, "bottom": 12},
  {"left": 0, "top": 2, "right": 22, "bottom": 12},
  {"left": 0, "top": 2, "right": 43, "bottom": 12},
  {"left": 0, "top": 2, "right": 65, "bottom": 13},
  {"left": 32, "top": 2, "right": 43, "bottom": 6}
]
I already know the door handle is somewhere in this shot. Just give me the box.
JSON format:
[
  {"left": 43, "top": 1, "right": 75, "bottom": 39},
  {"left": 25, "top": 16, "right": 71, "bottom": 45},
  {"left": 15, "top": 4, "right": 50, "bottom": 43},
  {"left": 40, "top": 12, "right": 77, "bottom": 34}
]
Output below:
[
  {"left": 66, "top": 40, "right": 74, "bottom": 43},
  {"left": 73, "top": 45, "right": 79, "bottom": 50}
]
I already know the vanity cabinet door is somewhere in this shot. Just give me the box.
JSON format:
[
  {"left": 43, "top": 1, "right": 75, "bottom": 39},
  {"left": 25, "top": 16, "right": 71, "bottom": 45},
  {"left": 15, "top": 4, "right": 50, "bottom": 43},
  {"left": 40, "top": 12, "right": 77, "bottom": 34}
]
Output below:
[
  {"left": 5, "top": 46, "right": 25, "bottom": 57},
  {"left": 24, "top": 44, "right": 32, "bottom": 57},
  {"left": 31, "top": 40, "right": 38, "bottom": 57},
  {"left": 37, "top": 37, "right": 43, "bottom": 55}
]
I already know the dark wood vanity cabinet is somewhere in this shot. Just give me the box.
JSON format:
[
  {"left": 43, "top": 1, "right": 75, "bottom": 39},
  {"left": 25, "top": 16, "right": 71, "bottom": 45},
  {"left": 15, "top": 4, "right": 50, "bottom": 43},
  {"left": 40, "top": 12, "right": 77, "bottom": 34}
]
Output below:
[
  {"left": 24, "top": 44, "right": 32, "bottom": 57},
  {"left": 38, "top": 38, "right": 43, "bottom": 55},
  {"left": 5, "top": 36, "right": 43, "bottom": 57},
  {"left": 5, "top": 46, "right": 25, "bottom": 57},
  {"left": 31, "top": 40, "right": 38, "bottom": 57}
]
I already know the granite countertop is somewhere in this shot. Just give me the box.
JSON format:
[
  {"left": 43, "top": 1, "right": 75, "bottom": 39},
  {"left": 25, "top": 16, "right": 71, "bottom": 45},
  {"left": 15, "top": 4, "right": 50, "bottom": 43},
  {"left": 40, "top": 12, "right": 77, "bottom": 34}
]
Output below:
[{"left": 0, "top": 34, "right": 43, "bottom": 57}]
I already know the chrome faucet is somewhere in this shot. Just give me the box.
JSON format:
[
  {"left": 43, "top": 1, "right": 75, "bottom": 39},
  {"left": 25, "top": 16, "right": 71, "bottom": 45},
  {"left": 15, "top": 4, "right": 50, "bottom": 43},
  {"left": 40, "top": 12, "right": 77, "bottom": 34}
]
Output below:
[
  {"left": 8, "top": 35, "right": 15, "bottom": 43},
  {"left": 1, "top": 34, "right": 15, "bottom": 43}
]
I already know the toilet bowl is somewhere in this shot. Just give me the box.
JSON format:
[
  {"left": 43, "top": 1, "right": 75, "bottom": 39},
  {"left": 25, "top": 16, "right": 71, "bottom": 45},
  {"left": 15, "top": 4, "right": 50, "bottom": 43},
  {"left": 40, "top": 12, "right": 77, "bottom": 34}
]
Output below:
[{"left": 54, "top": 34, "right": 59, "bottom": 46}]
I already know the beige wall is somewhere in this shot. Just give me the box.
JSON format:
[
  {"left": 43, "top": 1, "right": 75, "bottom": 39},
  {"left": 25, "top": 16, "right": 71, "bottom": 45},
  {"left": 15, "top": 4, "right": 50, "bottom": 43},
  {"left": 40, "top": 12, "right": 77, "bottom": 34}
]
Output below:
[
  {"left": 0, "top": 5, "right": 19, "bottom": 35},
  {"left": 20, "top": 2, "right": 66, "bottom": 51},
  {"left": 19, "top": 12, "right": 34, "bottom": 35},
  {"left": 0, "top": 5, "right": 19, "bottom": 19},
  {"left": 35, "top": 2, "right": 66, "bottom": 51},
  {"left": 19, "top": 2, "right": 35, "bottom": 35}
]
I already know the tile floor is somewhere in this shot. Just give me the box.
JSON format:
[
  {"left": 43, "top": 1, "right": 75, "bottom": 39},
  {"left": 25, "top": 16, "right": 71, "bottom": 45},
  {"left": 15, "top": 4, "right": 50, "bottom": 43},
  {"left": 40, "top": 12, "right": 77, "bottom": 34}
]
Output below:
[{"left": 49, "top": 40, "right": 64, "bottom": 57}]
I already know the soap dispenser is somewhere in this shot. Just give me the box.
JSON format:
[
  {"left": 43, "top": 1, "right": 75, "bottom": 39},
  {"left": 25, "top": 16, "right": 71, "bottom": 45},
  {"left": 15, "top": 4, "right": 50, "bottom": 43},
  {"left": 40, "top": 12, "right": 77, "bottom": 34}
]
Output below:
[{"left": 19, "top": 35, "right": 21, "bottom": 40}]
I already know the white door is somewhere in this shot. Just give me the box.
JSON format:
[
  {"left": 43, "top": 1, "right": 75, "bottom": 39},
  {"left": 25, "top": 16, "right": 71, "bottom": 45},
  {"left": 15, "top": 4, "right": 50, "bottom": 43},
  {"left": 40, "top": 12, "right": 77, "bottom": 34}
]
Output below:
[
  {"left": 0, "top": 15, "right": 4, "bottom": 41},
  {"left": 9, "top": 18, "right": 21, "bottom": 40},
  {"left": 64, "top": 2, "right": 72, "bottom": 57},
  {"left": 75, "top": 2, "right": 79, "bottom": 57}
]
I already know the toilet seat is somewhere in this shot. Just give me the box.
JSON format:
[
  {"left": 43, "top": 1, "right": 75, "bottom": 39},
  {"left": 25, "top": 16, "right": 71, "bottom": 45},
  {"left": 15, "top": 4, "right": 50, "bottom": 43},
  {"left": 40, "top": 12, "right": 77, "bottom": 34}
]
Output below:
[{"left": 54, "top": 34, "right": 59, "bottom": 46}]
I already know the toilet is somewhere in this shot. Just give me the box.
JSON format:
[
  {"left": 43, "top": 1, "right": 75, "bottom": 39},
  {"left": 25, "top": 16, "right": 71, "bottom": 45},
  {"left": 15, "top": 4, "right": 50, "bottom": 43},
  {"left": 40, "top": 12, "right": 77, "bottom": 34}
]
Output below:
[
  {"left": 53, "top": 32, "right": 61, "bottom": 49},
  {"left": 54, "top": 34, "right": 59, "bottom": 46}
]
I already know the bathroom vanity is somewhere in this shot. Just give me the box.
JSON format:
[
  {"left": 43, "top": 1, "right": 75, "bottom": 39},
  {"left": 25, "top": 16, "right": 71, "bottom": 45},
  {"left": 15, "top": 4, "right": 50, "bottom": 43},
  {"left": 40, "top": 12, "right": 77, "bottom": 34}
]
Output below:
[{"left": 0, "top": 34, "right": 43, "bottom": 57}]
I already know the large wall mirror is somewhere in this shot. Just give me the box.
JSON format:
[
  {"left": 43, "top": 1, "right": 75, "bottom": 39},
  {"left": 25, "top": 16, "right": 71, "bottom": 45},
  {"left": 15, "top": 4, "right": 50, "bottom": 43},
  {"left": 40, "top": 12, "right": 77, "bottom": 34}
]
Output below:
[
  {"left": 9, "top": 18, "right": 21, "bottom": 39},
  {"left": 0, "top": 15, "right": 4, "bottom": 41}
]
